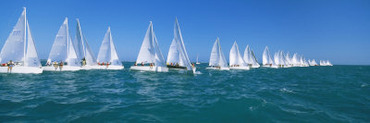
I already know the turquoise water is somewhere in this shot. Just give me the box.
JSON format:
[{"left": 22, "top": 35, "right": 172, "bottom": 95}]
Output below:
[{"left": 0, "top": 62, "right": 369, "bottom": 122}]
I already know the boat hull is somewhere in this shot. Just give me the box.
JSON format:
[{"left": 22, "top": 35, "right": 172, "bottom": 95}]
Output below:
[
  {"left": 262, "top": 65, "right": 279, "bottom": 68},
  {"left": 230, "top": 66, "right": 250, "bottom": 70},
  {"left": 130, "top": 66, "right": 168, "bottom": 72},
  {"left": 250, "top": 65, "right": 260, "bottom": 68},
  {"left": 98, "top": 65, "right": 124, "bottom": 70},
  {"left": 0, "top": 66, "right": 43, "bottom": 74},
  {"left": 206, "top": 67, "right": 230, "bottom": 70},
  {"left": 43, "top": 66, "right": 81, "bottom": 71},
  {"left": 81, "top": 65, "right": 102, "bottom": 70}
]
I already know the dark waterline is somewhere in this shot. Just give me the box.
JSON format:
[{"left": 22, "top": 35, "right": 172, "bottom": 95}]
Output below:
[{"left": 0, "top": 62, "right": 369, "bottom": 122}]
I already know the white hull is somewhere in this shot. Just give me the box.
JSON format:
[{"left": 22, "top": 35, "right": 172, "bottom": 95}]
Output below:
[
  {"left": 230, "top": 66, "right": 250, "bottom": 70},
  {"left": 43, "top": 66, "right": 81, "bottom": 71},
  {"left": 97, "top": 65, "right": 124, "bottom": 70},
  {"left": 262, "top": 65, "right": 279, "bottom": 68},
  {"left": 196, "top": 62, "right": 201, "bottom": 64},
  {"left": 206, "top": 67, "right": 230, "bottom": 70},
  {"left": 250, "top": 65, "right": 260, "bottom": 68},
  {"left": 0, "top": 66, "right": 43, "bottom": 74},
  {"left": 81, "top": 65, "right": 102, "bottom": 70},
  {"left": 130, "top": 66, "right": 169, "bottom": 72}
]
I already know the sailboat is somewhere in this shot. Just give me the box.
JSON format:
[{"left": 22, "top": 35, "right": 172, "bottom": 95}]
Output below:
[
  {"left": 44, "top": 18, "right": 81, "bottom": 71},
  {"left": 229, "top": 41, "right": 249, "bottom": 70},
  {"left": 320, "top": 60, "right": 333, "bottom": 66},
  {"left": 0, "top": 8, "right": 43, "bottom": 73},
  {"left": 262, "top": 46, "right": 277, "bottom": 68},
  {"left": 309, "top": 59, "right": 318, "bottom": 66},
  {"left": 291, "top": 53, "right": 301, "bottom": 67},
  {"left": 166, "top": 19, "right": 196, "bottom": 73},
  {"left": 196, "top": 55, "right": 200, "bottom": 64},
  {"left": 74, "top": 19, "right": 99, "bottom": 69},
  {"left": 130, "top": 21, "right": 168, "bottom": 72},
  {"left": 285, "top": 52, "right": 292, "bottom": 67},
  {"left": 243, "top": 45, "right": 260, "bottom": 68},
  {"left": 206, "top": 38, "right": 229, "bottom": 70},
  {"left": 96, "top": 27, "right": 124, "bottom": 70}
]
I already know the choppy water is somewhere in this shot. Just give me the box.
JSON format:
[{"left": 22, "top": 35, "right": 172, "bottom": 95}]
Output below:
[{"left": 0, "top": 62, "right": 369, "bottom": 122}]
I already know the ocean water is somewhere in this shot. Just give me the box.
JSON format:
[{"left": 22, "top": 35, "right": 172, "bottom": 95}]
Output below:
[{"left": 0, "top": 62, "right": 369, "bottom": 122}]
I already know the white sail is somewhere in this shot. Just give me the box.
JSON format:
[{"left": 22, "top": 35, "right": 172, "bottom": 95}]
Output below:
[
  {"left": 244, "top": 45, "right": 259, "bottom": 67},
  {"left": 0, "top": 8, "right": 43, "bottom": 73},
  {"left": 309, "top": 59, "right": 316, "bottom": 66},
  {"left": 229, "top": 41, "right": 246, "bottom": 66},
  {"left": 74, "top": 19, "right": 85, "bottom": 60},
  {"left": 219, "top": 42, "right": 228, "bottom": 68},
  {"left": 167, "top": 39, "right": 179, "bottom": 64},
  {"left": 285, "top": 52, "right": 291, "bottom": 65},
  {"left": 136, "top": 21, "right": 166, "bottom": 67},
  {"left": 262, "top": 46, "right": 274, "bottom": 65},
  {"left": 291, "top": 53, "right": 299, "bottom": 66},
  {"left": 250, "top": 50, "right": 259, "bottom": 66},
  {"left": 48, "top": 18, "right": 80, "bottom": 67},
  {"left": 166, "top": 19, "right": 193, "bottom": 70},
  {"left": 209, "top": 38, "right": 220, "bottom": 66},
  {"left": 97, "top": 27, "right": 122, "bottom": 66},
  {"left": 75, "top": 19, "right": 97, "bottom": 66},
  {"left": 0, "top": 8, "right": 26, "bottom": 63},
  {"left": 66, "top": 36, "right": 80, "bottom": 66},
  {"left": 24, "top": 21, "right": 41, "bottom": 67},
  {"left": 48, "top": 18, "right": 69, "bottom": 63},
  {"left": 274, "top": 51, "right": 280, "bottom": 65},
  {"left": 84, "top": 37, "right": 97, "bottom": 66},
  {"left": 243, "top": 45, "right": 252, "bottom": 64},
  {"left": 279, "top": 51, "right": 287, "bottom": 66},
  {"left": 209, "top": 38, "right": 227, "bottom": 68}
]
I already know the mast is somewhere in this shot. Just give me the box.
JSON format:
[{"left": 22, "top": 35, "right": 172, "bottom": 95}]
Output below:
[
  {"left": 66, "top": 18, "right": 69, "bottom": 59},
  {"left": 23, "top": 7, "right": 27, "bottom": 63}
]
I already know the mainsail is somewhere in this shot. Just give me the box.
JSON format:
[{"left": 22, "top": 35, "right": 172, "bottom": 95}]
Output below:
[{"left": 0, "top": 8, "right": 26, "bottom": 63}]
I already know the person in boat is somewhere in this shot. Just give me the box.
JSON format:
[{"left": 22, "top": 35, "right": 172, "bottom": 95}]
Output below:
[
  {"left": 106, "top": 62, "right": 110, "bottom": 68},
  {"left": 59, "top": 61, "right": 64, "bottom": 71},
  {"left": 149, "top": 63, "right": 153, "bottom": 68},
  {"left": 82, "top": 58, "right": 86, "bottom": 66},
  {"left": 53, "top": 61, "right": 58, "bottom": 70},
  {"left": 7, "top": 60, "right": 14, "bottom": 73},
  {"left": 141, "top": 62, "right": 144, "bottom": 66},
  {"left": 134, "top": 62, "right": 137, "bottom": 66},
  {"left": 175, "top": 63, "right": 179, "bottom": 67},
  {"left": 170, "top": 63, "right": 173, "bottom": 66},
  {"left": 192, "top": 63, "right": 195, "bottom": 68}
]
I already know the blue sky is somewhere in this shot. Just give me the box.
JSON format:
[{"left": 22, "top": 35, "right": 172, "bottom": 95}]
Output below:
[{"left": 0, "top": 0, "right": 369, "bottom": 65}]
